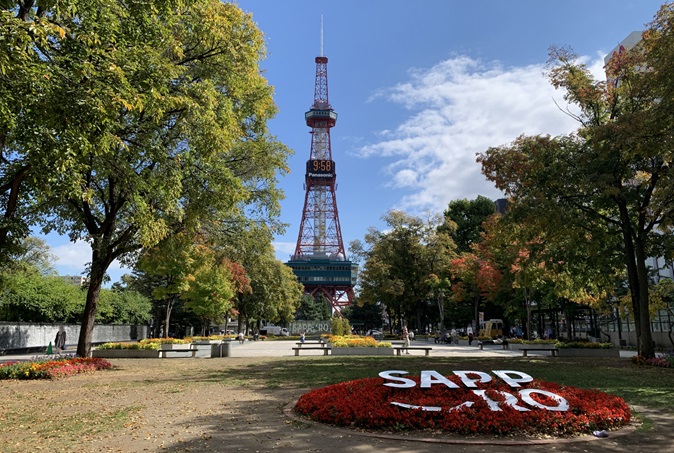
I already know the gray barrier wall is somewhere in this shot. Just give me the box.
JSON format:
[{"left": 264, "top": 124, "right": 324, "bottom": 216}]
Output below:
[
  {"left": 602, "top": 330, "right": 673, "bottom": 350},
  {"left": 0, "top": 322, "right": 148, "bottom": 352}
]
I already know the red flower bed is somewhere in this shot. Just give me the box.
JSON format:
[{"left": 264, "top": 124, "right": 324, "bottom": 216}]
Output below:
[
  {"left": 294, "top": 375, "right": 631, "bottom": 437},
  {"left": 0, "top": 357, "right": 112, "bottom": 380}
]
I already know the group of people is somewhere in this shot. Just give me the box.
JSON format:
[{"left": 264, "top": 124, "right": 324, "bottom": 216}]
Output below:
[{"left": 434, "top": 326, "right": 475, "bottom": 345}]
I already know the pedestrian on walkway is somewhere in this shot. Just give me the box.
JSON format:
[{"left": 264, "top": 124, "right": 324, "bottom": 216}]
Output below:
[
  {"left": 54, "top": 326, "right": 66, "bottom": 353},
  {"left": 402, "top": 325, "right": 410, "bottom": 354}
]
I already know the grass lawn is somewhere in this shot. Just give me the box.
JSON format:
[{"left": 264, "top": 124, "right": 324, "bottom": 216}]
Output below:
[
  {"left": 220, "top": 355, "right": 674, "bottom": 413},
  {"left": 0, "top": 355, "right": 672, "bottom": 452}
]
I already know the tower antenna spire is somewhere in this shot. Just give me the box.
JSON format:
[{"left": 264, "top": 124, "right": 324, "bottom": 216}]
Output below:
[{"left": 320, "top": 14, "right": 324, "bottom": 56}]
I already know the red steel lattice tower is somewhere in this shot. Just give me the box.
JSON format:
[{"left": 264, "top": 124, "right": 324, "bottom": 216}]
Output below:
[{"left": 286, "top": 55, "right": 357, "bottom": 311}]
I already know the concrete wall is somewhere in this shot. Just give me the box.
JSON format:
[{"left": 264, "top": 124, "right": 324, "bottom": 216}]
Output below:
[
  {"left": 602, "top": 330, "right": 673, "bottom": 350},
  {"left": 0, "top": 322, "right": 148, "bottom": 352}
]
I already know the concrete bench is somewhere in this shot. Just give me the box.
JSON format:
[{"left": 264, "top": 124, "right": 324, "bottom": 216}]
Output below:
[
  {"left": 292, "top": 347, "right": 331, "bottom": 356},
  {"left": 478, "top": 341, "right": 509, "bottom": 350},
  {"left": 158, "top": 347, "right": 198, "bottom": 358},
  {"left": 295, "top": 342, "right": 327, "bottom": 347},
  {"left": 521, "top": 347, "right": 559, "bottom": 357},
  {"left": 393, "top": 346, "right": 432, "bottom": 356}
]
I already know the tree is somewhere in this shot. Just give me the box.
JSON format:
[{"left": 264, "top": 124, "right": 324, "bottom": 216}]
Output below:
[
  {"left": 356, "top": 211, "right": 456, "bottom": 332},
  {"left": 478, "top": 6, "right": 674, "bottom": 357},
  {"left": 295, "top": 294, "right": 331, "bottom": 321},
  {"left": 96, "top": 288, "right": 152, "bottom": 325},
  {"left": 0, "top": 273, "right": 85, "bottom": 322},
  {"left": 3, "top": 236, "right": 55, "bottom": 276},
  {"left": 341, "top": 301, "right": 385, "bottom": 331},
  {"left": 0, "top": 2, "right": 65, "bottom": 263},
  {"left": 135, "top": 232, "right": 196, "bottom": 338},
  {"left": 182, "top": 252, "right": 235, "bottom": 335},
  {"left": 449, "top": 252, "right": 501, "bottom": 332},
  {"left": 442, "top": 196, "right": 496, "bottom": 253},
  {"left": 6, "top": 0, "right": 290, "bottom": 356},
  {"left": 226, "top": 226, "right": 303, "bottom": 332}
]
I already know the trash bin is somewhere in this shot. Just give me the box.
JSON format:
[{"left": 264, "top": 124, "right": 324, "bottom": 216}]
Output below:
[
  {"left": 221, "top": 341, "right": 231, "bottom": 357},
  {"left": 211, "top": 343, "right": 222, "bottom": 357}
]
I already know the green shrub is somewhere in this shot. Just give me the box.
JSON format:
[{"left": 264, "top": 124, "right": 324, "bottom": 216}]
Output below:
[
  {"left": 97, "top": 342, "right": 159, "bottom": 350},
  {"left": 555, "top": 341, "right": 614, "bottom": 349},
  {"left": 331, "top": 317, "right": 345, "bottom": 336}
]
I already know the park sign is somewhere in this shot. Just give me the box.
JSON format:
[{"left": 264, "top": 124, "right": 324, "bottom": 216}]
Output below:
[
  {"left": 288, "top": 320, "right": 331, "bottom": 335},
  {"left": 379, "top": 369, "right": 569, "bottom": 412}
]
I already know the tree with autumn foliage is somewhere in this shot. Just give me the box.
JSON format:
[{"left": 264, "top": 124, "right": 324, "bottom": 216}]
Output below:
[
  {"left": 449, "top": 252, "right": 501, "bottom": 332},
  {"left": 478, "top": 5, "right": 674, "bottom": 357}
]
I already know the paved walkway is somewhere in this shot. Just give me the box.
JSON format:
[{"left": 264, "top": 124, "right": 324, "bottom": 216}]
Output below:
[{"left": 0, "top": 339, "right": 639, "bottom": 361}]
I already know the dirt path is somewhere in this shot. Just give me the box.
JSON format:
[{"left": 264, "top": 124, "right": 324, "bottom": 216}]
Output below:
[{"left": 1, "top": 357, "right": 672, "bottom": 453}]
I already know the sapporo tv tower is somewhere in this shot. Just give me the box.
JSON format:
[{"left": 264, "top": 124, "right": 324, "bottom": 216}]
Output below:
[{"left": 286, "top": 33, "right": 357, "bottom": 311}]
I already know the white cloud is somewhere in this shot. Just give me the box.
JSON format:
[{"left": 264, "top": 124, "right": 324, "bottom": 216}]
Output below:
[
  {"left": 273, "top": 241, "right": 297, "bottom": 260},
  {"left": 359, "top": 55, "right": 596, "bottom": 213},
  {"left": 51, "top": 240, "right": 122, "bottom": 275}
]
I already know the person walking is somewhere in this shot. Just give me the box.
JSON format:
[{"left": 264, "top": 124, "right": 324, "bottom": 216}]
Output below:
[
  {"left": 54, "top": 326, "right": 67, "bottom": 353},
  {"left": 402, "top": 325, "right": 410, "bottom": 354},
  {"left": 467, "top": 325, "right": 474, "bottom": 346}
]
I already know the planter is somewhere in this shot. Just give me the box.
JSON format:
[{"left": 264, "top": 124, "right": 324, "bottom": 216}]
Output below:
[
  {"left": 92, "top": 349, "right": 159, "bottom": 358},
  {"left": 192, "top": 342, "right": 218, "bottom": 358},
  {"left": 509, "top": 343, "right": 556, "bottom": 351},
  {"left": 557, "top": 348, "right": 620, "bottom": 357},
  {"left": 331, "top": 347, "right": 394, "bottom": 356},
  {"left": 160, "top": 343, "right": 192, "bottom": 351}
]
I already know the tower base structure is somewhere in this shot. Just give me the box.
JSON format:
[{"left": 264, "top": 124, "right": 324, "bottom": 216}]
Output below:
[{"left": 286, "top": 257, "right": 357, "bottom": 310}]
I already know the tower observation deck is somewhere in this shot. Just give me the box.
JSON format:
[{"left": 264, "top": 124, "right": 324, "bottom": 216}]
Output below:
[{"left": 286, "top": 55, "right": 357, "bottom": 311}]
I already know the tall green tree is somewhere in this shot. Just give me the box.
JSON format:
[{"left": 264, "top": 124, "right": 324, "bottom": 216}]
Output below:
[
  {"left": 356, "top": 211, "right": 456, "bottom": 332},
  {"left": 295, "top": 294, "right": 331, "bottom": 321},
  {"left": 0, "top": 2, "right": 68, "bottom": 263},
  {"left": 182, "top": 252, "right": 235, "bottom": 335},
  {"left": 442, "top": 195, "right": 496, "bottom": 253},
  {"left": 478, "top": 5, "right": 674, "bottom": 356},
  {"left": 4, "top": 0, "right": 289, "bottom": 356}
]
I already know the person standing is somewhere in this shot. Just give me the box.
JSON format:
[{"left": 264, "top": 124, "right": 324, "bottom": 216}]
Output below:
[
  {"left": 54, "top": 326, "right": 67, "bottom": 353},
  {"left": 300, "top": 332, "right": 306, "bottom": 343},
  {"left": 402, "top": 325, "right": 410, "bottom": 354},
  {"left": 467, "top": 325, "right": 474, "bottom": 346}
]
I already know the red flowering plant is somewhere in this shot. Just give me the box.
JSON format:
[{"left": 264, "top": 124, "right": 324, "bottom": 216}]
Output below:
[
  {"left": 294, "top": 373, "right": 631, "bottom": 437},
  {"left": 0, "top": 357, "right": 112, "bottom": 380}
]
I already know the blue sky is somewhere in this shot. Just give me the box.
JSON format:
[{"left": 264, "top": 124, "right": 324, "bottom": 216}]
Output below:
[{"left": 40, "top": 0, "right": 667, "bottom": 283}]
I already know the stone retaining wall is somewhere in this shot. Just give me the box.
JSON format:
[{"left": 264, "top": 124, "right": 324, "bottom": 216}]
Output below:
[{"left": 0, "top": 322, "right": 148, "bottom": 352}]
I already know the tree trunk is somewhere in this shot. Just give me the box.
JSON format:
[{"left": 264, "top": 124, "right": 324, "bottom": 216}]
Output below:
[
  {"left": 634, "top": 236, "right": 655, "bottom": 357},
  {"left": 164, "top": 297, "right": 175, "bottom": 338},
  {"left": 76, "top": 261, "right": 106, "bottom": 357},
  {"left": 617, "top": 199, "right": 654, "bottom": 357}
]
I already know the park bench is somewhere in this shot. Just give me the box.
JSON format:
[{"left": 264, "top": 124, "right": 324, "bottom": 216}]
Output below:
[
  {"left": 520, "top": 347, "right": 559, "bottom": 357},
  {"left": 393, "top": 346, "right": 433, "bottom": 356},
  {"left": 295, "top": 341, "right": 327, "bottom": 348},
  {"left": 158, "top": 347, "right": 198, "bottom": 358},
  {"left": 292, "top": 346, "right": 331, "bottom": 356},
  {"left": 477, "top": 341, "right": 509, "bottom": 350}
]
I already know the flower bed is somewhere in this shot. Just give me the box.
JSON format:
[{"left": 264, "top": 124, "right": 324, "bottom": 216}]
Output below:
[
  {"left": 294, "top": 375, "right": 631, "bottom": 437},
  {"left": 631, "top": 355, "right": 674, "bottom": 368},
  {"left": 97, "top": 342, "right": 159, "bottom": 350},
  {"left": 328, "top": 335, "right": 392, "bottom": 348},
  {"left": 0, "top": 356, "right": 112, "bottom": 380}
]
